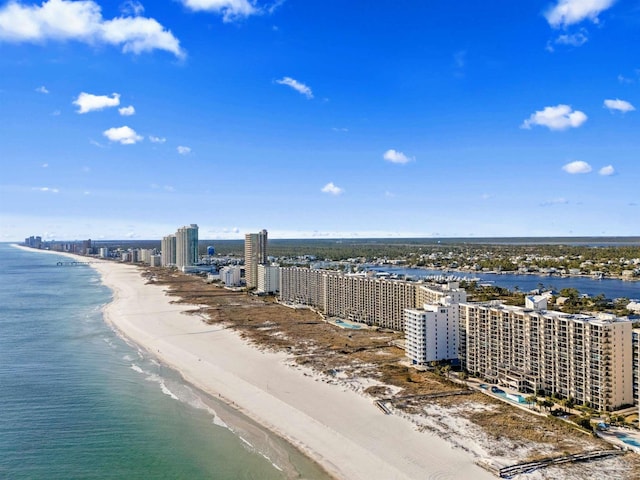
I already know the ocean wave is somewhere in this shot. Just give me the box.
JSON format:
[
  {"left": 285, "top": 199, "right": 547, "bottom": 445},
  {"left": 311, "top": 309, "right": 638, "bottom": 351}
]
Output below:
[
  {"left": 130, "top": 364, "right": 144, "bottom": 374},
  {"left": 212, "top": 415, "right": 230, "bottom": 429},
  {"left": 239, "top": 436, "right": 254, "bottom": 449},
  {"left": 160, "top": 382, "right": 179, "bottom": 400},
  {"left": 144, "top": 373, "right": 179, "bottom": 401}
]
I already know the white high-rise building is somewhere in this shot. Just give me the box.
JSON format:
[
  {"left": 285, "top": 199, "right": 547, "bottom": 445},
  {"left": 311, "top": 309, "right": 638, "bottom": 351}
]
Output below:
[
  {"left": 405, "top": 283, "right": 466, "bottom": 365},
  {"left": 139, "top": 249, "right": 153, "bottom": 264},
  {"left": 257, "top": 265, "right": 280, "bottom": 294},
  {"left": 161, "top": 234, "right": 176, "bottom": 267},
  {"left": 175, "top": 224, "right": 199, "bottom": 269}
]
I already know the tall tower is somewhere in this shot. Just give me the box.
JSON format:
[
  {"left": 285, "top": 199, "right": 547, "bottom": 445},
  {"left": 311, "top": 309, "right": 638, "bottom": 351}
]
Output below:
[
  {"left": 244, "top": 229, "right": 268, "bottom": 289},
  {"left": 175, "top": 224, "right": 199, "bottom": 268},
  {"left": 161, "top": 234, "right": 177, "bottom": 267}
]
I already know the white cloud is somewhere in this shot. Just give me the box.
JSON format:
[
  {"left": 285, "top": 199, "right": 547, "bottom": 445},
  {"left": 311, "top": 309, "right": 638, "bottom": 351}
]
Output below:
[
  {"left": 0, "top": 0, "right": 184, "bottom": 58},
  {"left": 321, "top": 182, "right": 343, "bottom": 195},
  {"left": 554, "top": 31, "right": 588, "bottom": 47},
  {"left": 34, "top": 186, "right": 59, "bottom": 193},
  {"left": 618, "top": 74, "right": 634, "bottom": 84},
  {"left": 42, "top": 163, "right": 49, "bottom": 168},
  {"left": 103, "top": 125, "right": 142, "bottom": 144},
  {"left": 35, "top": 85, "right": 49, "bottom": 94},
  {"left": 599, "top": 165, "right": 615, "bottom": 176},
  {"left": 541, "top": 197, "right": 569, "bottom": 206},
  {"left": 118, "top": 105, "right": 135, "bottom": 116},
  {"left": 177, "top": 145, "right": 191, "bottom": 155},
  {"left": 603, "top": 98, "right": 635, "bottom": 113},
  {"left": 383, "top": 149, "right": 414, "bottom": 164},
  {"left": 120, "top": 0, "right": 144, "bottom": 16},
  {"left": 562, "top": 160, "right": 592, "bottom": 174},
  {"left": 545, "top": 0, "right": 616, "bottom": 28},
  {"left": 149, "top": 135, "right": 166, "bottom": 143},
  {"left": 521, "top": 104, "right": 587, "bottom": 130},
  {"left": 276, "top": 76, "right": 313, "bottom": 99},
  {"left": 73, "top": 92, "right": 120, "bottom": 113},
  {"left": 180, "top": 0, "right": 257, "bottom": 22}
]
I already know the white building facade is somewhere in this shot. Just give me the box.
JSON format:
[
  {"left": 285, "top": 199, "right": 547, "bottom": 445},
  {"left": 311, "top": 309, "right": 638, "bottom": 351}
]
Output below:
[
  {"left": 220, "top": 266, "right": 243, "bottom": 287},
  {"left": 161, "top": 234, "right": 176, "bottom": 267},
  {"left": 405, "top": 303, "right": 458, "bottom": 365},
  {"left": 176, "top": 224, "right": 199, "bottom": 269},
  {"left": 405, "top": 283, "right": 466, "bottom": 365},
  {"left": 257, "top": 265, "right": 280, "bottom": 294}
]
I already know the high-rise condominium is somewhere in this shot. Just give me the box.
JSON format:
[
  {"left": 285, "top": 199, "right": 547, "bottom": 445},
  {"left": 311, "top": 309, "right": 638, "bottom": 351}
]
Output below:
[
  {"left": 244, "top": 229, "right": 268, "bottom": 288},
  {"left": 161, "top": 234, "right": 177, "bottom": 267},
  {"left": 175, "top": 224, "right": 199, "bottom": 268}
]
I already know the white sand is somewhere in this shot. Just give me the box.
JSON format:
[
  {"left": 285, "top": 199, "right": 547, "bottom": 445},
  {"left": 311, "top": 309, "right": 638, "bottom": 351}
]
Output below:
[{"left": 16, "top": 246, "right": 494, "bottom": 480}]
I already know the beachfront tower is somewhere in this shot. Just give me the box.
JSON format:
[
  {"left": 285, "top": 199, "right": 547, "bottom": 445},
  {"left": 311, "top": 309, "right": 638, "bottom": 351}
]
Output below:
[
  {"left": 161, "top": 234, "right": 177, "bottom": 267},
  {"left": 244, "top": 229, "right": 268, "bottom": 289},
  {"left": 175, "top": 224, "right": 199, "bottom": 269}
]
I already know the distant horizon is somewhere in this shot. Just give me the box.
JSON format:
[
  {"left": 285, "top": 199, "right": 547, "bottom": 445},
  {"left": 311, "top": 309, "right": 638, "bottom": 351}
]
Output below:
[{"left": 14, "top": 234, "right": 640, "bottom": 244}]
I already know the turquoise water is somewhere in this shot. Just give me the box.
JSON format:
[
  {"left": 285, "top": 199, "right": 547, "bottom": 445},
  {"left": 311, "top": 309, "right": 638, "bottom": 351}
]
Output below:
[
  {"left": 334, "top": 319, "right": 362, "bottom": 329},
  {"left": 620, "top": 436, "right": 640, "bottom": 448},
  {"left": 0, "top": 244, "right": 329, "bottom": 480},
  {"left": 480, "top": 385, "right": 526, "bottom": 404}
]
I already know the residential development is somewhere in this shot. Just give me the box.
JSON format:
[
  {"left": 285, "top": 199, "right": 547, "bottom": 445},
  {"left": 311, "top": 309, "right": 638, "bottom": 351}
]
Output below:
[{"left": 25, "top": 230, "right": 639, "bottom": 416}]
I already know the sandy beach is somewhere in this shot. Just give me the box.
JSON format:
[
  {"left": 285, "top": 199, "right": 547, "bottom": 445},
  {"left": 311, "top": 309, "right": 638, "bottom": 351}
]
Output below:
[{"left": 16, "top": 246, "right": 493, "bottom": 480}]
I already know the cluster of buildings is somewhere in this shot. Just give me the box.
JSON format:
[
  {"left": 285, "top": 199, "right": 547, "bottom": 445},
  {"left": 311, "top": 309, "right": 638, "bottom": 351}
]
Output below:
[
  {"left": 24, "top": 227, "right": 638, "bottom": 413},
  {"left": 218, "top": 229, "right": 280, "bottom": 294},
  {"left": 161, "top": 224, "right": 200, "bottom": 270},
  {"left": 278, "top": 265, "right": 635, "bottom": 412}
]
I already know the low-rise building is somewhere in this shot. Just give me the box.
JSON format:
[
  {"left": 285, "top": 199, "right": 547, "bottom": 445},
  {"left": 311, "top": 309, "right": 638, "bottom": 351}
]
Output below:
[{"left": 220, "top": 265, "right": 243, "bottom": 287}]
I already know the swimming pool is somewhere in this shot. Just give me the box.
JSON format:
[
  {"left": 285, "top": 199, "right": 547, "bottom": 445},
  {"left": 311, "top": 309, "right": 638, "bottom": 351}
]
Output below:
[
  {"left": 480, "top": 385, "right": 527, "bottom": 404},
  {"left": 334, "top": 319, "right": 362, "bottom": 329},
  {"left": 619, "top": 435, "right": 640, "bottom": 448}
]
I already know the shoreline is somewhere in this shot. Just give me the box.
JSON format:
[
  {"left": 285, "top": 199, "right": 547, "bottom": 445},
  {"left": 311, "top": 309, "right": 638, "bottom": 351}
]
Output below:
[{"left": 13, "top": 245, "right": 493, "bottom": 479}]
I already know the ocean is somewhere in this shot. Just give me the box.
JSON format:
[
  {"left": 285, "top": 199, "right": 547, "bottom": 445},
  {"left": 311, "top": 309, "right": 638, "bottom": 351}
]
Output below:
[{"left": 0, "top": 244, "right": 329, "bottom": 480}]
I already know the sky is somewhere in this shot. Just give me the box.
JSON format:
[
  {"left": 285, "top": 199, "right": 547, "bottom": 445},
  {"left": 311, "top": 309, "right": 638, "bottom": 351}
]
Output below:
[{"left": 1, "top": 0, "right": 640, "bottom": 241}]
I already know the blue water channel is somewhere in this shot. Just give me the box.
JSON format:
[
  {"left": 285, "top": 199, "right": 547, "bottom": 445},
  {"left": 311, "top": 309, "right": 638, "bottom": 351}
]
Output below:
[{"left": 368, "top": 267, "right": 640, "bottom": 300}]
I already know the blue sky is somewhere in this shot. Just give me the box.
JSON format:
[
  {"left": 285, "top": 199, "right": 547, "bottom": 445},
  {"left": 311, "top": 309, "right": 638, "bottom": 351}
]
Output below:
[{"left": 1, "top": 0, "right": 639, "bottom": 241}]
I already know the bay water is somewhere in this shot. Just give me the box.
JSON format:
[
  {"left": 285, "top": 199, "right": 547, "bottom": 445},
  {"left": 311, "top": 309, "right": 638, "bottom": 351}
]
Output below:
[
  {"left": 0, "top": 244, "right": 329, "bottom": 480},
  {"left": 371, "top": 266, "right": 640, "bottom": 299}
]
